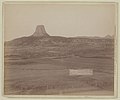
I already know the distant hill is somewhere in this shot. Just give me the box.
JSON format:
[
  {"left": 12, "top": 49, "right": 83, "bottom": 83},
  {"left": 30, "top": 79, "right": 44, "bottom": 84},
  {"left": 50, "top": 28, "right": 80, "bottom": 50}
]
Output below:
[
  {"left": 4, "top": 25, "right": 114, "bottom": 59},
  {"left": 104, "top": 35, "right": 113, "bottom": 39},
  {"left": 5, "top": 25, "right": 114, "bottom": 47}
]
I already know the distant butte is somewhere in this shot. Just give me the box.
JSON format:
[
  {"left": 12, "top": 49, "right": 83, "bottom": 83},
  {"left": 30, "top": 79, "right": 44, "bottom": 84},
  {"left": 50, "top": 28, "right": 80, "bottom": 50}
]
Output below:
[{"left": 32, "top": 25, "right": 50, "bottom": 37}]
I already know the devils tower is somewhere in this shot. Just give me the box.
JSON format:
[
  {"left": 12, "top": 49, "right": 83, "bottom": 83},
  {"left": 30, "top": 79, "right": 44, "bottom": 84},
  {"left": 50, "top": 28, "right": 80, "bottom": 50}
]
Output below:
[{"left": 32, "top": 25, "right": 50, "bottom": 37}]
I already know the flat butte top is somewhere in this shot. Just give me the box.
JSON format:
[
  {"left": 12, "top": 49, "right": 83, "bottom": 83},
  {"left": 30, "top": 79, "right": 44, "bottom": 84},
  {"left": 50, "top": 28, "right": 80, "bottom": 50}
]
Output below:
[{"left": 32, "top": 25, "right": 50, "bottom": 37}]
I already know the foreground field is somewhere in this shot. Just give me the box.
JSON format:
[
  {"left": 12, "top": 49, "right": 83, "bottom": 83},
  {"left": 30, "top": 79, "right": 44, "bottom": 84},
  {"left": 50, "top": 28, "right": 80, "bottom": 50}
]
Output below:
[{"left": 4, "top": 56, "right": 114, "bottom": 95}]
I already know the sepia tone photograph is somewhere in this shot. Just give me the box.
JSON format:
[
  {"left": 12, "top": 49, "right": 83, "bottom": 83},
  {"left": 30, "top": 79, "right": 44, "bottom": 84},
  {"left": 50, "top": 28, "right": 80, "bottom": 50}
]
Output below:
[{"left": 3, "top": 2, "right": 117, "bottom": 96}]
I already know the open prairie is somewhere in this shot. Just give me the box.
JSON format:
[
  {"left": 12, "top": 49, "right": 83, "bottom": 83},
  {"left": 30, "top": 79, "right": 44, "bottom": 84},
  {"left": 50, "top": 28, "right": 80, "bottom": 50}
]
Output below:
[{"left": 4, "top": 37, "right": 114, "bottom": 95}]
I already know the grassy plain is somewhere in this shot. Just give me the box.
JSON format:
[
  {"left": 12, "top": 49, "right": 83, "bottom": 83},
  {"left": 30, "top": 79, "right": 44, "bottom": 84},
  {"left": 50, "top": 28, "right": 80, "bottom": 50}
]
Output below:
[{"left": 4, "top": 37, "right": 114, "bottom": 95}]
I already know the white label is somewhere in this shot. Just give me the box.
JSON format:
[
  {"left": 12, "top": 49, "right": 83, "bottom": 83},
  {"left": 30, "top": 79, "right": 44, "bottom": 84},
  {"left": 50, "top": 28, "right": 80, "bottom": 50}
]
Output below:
[{"left": 69, "top": 69, "right": 93, "bottom": 76}]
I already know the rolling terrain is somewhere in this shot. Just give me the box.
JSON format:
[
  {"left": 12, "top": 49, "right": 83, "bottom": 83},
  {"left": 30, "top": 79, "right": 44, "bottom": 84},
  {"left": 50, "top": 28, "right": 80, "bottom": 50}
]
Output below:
[{"left": 4, "top": 25, "right": 114, "bottom": 95}]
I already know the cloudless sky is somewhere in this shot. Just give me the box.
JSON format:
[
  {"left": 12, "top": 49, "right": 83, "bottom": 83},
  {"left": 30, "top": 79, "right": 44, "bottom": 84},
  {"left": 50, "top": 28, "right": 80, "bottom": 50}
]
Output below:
[{"left": 4, "top": 3, "right": 116, "bottom": 41}]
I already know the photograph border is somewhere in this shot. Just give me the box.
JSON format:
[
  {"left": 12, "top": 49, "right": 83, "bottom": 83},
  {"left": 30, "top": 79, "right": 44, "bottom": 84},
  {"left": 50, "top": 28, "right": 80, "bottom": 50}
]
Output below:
[{"left": 0, "top": 0, "right": 119, "bottom": 100}]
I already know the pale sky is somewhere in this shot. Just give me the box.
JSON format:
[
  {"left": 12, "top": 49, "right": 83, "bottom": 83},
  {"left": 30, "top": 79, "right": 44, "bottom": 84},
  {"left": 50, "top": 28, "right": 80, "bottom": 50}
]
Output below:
[{"left": 4, "top": 3, "right": 116, "bottom": 41}]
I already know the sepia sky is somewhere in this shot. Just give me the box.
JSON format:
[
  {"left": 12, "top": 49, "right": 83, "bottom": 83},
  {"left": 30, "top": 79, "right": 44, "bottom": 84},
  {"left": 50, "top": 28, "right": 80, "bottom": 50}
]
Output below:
[{"left": 4, "top": 3, "right": 116, "bottom": 41}]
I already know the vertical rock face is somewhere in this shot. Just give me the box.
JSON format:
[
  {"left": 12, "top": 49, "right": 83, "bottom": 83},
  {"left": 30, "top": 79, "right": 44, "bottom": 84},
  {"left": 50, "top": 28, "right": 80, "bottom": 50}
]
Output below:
[{"left": 32, "top": 25, "right": 50, "bottom": 37}]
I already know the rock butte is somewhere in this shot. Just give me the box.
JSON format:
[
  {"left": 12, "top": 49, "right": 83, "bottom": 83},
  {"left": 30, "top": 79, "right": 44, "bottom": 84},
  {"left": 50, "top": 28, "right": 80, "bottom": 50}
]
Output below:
[{"left": 32, "top": 25, "right": 50, "bottom": 37}]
